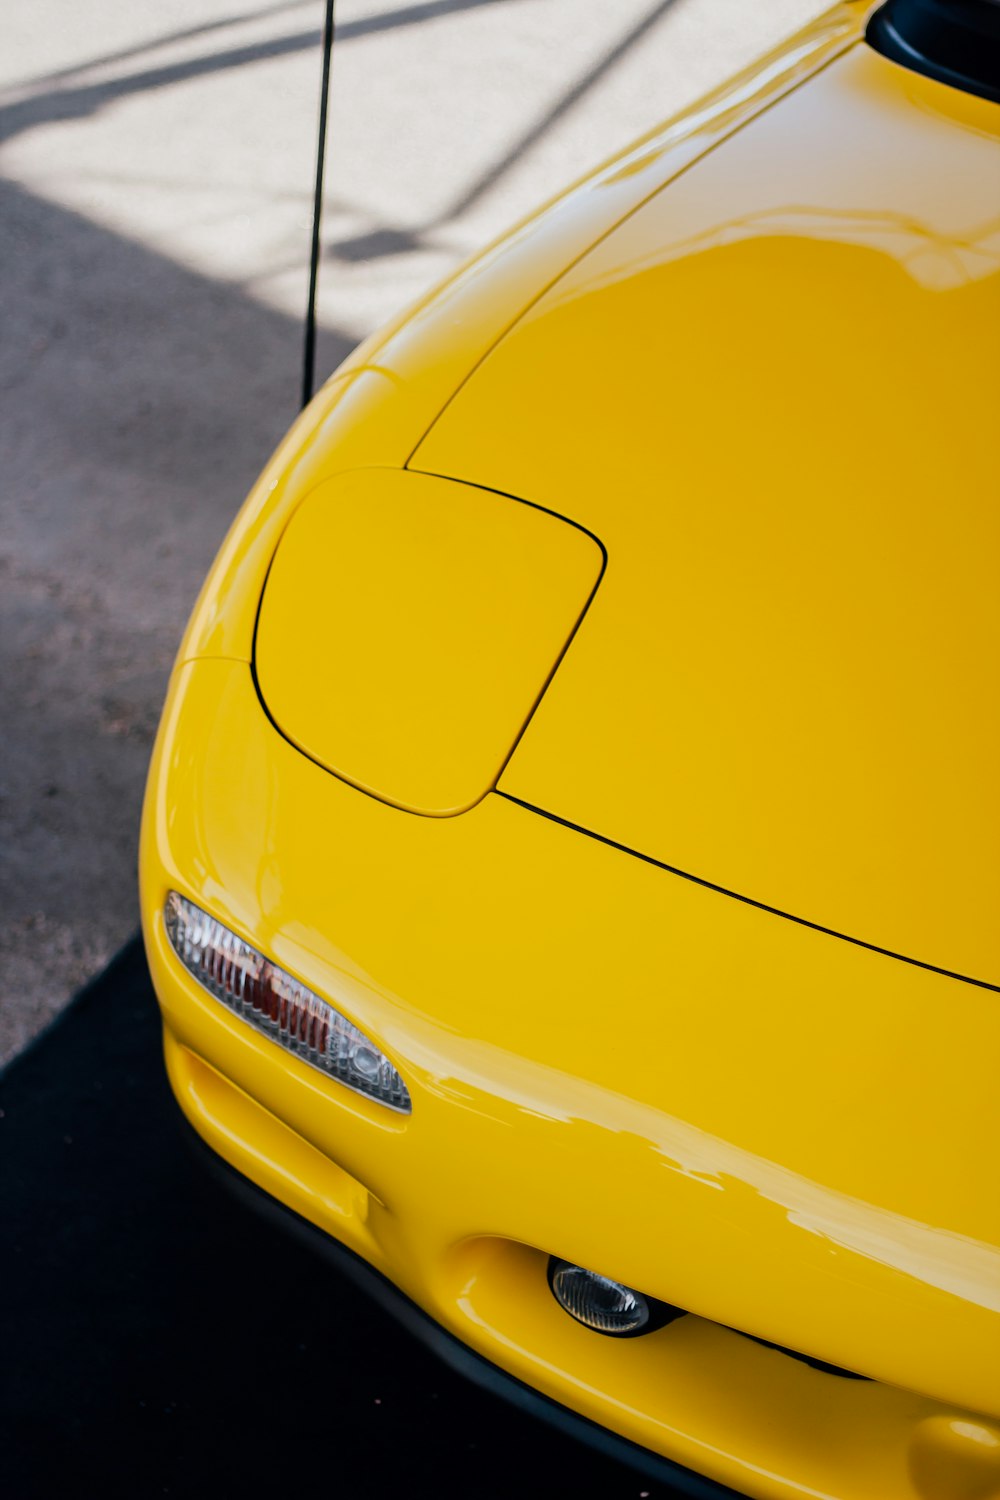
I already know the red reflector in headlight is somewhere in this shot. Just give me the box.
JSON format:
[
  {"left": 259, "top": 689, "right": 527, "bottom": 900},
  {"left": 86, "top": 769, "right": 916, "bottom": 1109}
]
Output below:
[{"left": 164, "top": 891, "right": 411, "bottom": 1113}]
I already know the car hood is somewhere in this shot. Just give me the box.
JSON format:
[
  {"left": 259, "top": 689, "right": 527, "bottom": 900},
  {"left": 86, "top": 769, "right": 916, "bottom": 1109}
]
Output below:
[{"left": 411, "top": 43, "right": 1000, "bottom": 988}]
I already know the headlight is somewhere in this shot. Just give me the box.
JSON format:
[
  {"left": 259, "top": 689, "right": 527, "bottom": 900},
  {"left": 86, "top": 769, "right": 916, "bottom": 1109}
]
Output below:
[{"left": 164, "top": 891, "right": 411, "bottom": 1113}]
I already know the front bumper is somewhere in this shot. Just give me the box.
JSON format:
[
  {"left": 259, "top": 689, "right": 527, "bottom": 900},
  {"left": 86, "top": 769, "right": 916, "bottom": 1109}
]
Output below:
[
  {"left": 141, "top": 657, "right": 1000, "bottom": 1500},
  {"left": 181, "top": 1108, "right": 741, "bottom": 1500}
]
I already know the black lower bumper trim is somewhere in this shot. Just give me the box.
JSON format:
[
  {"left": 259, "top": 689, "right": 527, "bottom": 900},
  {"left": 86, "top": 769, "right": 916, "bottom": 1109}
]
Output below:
[{"left": 178, "top": 1111, "right": 746, "bottom": 1500}]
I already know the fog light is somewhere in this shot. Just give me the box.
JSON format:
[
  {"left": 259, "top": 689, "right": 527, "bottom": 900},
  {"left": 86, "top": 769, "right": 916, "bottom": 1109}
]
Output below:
[
  {"left": 548, "top": 1259, "right": 651, "bottom": 1336},
  {"left": 548, "top": 1258, "right": 685, "bottom": 1337},
  {"left": 164, "top": 891, "right": 410, "bottom": 1113}
]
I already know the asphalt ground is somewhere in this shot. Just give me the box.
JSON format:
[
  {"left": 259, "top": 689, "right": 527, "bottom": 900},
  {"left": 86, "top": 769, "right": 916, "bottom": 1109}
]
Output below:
[{"left": 0, "top": 938, "right": 701, "bottom": 1500}]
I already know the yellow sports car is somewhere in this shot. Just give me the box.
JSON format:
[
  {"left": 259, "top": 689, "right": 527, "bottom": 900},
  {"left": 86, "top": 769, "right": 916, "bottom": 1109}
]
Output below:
[{"left": 140, "top": 2, "right": 1000, "bottom": 1495}]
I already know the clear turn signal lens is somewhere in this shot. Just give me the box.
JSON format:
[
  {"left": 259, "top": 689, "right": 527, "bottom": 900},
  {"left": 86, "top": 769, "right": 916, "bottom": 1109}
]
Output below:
[{"left": 164, "top": 891, "right": 411, "bottom": 1113}]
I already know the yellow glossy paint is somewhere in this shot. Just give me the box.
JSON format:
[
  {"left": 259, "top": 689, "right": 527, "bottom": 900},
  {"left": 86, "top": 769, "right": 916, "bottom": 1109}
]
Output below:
[
  {"left": 255, "top": 470, "right": 602, "bottom": 815},
  {"left": 143, "top": 658, "right": 999, "bottom": 1499},
  {"left": 414, "top": 44, "right": 1000, "bottom": 988},
  {"left": 172, "top": 2, "right": 859, "bottom": 668},
  {"left": 141, "top": 7, "right": 1000, "bottom": 1498}
]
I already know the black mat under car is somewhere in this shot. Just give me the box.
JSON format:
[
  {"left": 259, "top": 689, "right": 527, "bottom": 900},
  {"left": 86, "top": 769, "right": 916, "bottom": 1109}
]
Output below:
[{"left": 0, "top": 938, "right": 696, "bottom": 1499}]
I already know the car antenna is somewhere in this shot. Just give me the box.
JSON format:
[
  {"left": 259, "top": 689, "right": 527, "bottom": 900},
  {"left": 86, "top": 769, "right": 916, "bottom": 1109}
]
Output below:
[{"left": 302, "top": 0, "right": 336, "bottom": 409}]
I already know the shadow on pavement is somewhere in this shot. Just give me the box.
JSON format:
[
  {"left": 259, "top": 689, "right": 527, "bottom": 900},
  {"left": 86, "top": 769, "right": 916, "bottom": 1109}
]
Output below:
[
  {"left": 0, "top": 171, "right": 350, "bottom": 1059},
  {"left": 0, "top": 0, "right": 512, "bottom": 147}
]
